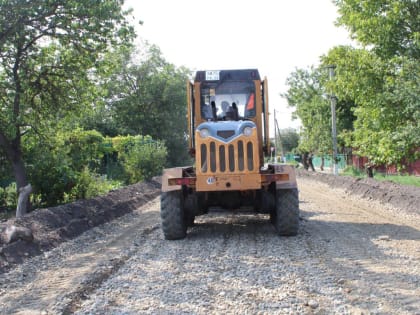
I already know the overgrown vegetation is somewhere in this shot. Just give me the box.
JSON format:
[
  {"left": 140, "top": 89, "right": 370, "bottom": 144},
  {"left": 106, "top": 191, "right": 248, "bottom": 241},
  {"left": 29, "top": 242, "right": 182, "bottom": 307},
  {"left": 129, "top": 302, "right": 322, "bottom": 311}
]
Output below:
[{"left": 1, "top": 132, "right": 167, "bottom": 214}]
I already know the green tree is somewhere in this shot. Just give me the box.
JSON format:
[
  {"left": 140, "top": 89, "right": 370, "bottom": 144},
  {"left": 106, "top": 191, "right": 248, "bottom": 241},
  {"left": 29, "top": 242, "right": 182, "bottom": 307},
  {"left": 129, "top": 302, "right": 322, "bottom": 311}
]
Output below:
[
  {"left": 279, "top": 128, "right": 300, "bottom": 153},
  {"left": 284, "top": 63, "right": 357, "bottom": 157},
  {"left": 332, "top": 0, "right": 420, "bottom": 167},
  {"left": 335, "top": 0, "right": 420, "bottom": 59},
  {"left": 97, "top": 44, "right": 192, "bottom": 167},
  {"left": 283, "top": 67, "right": 334, "bottom": 155},
  {"left": 323, "top": 46, "right": 420, "bottom": 167},
  {"left": 285, "top": 0, "right": 419, "bottom": 170},
  {"left": 0, "top": 0, "right": 135, "bottom": 216}
]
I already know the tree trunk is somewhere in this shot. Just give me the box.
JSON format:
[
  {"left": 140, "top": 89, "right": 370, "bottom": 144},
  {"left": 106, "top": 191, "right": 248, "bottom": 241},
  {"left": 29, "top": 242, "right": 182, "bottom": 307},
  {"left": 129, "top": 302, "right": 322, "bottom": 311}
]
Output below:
[
  {"left": 303, "top": 152, "right": 309, "bottom": 170},
  {"left": 0, "top": 132, "right": 31, "bottom": 217},
  {"left": 10, "top": 149, "right": 31, "bottom": 217},
  {"left": 16, "top": 184, "right": 33, "bottom": 218},
  {"left": 366, "top": 165, "right": 374, "bottom": 178}
]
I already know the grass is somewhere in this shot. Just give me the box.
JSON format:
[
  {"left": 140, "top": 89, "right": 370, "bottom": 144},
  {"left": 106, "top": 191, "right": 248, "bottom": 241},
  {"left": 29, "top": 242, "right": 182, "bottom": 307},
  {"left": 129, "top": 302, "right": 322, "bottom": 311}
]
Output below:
[
  {"left": 341, "top": 167, "right": 420, "bottom": 187},
  {"left": 374, "top": 173, "right": 420, "bottom": 187}
]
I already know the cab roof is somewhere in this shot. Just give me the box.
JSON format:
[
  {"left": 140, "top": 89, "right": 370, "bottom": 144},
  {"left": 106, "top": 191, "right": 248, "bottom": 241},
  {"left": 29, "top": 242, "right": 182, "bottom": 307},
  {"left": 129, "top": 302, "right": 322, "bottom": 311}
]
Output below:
[{"left": 194, "top": 69, "right": 261, "bottom": 82}]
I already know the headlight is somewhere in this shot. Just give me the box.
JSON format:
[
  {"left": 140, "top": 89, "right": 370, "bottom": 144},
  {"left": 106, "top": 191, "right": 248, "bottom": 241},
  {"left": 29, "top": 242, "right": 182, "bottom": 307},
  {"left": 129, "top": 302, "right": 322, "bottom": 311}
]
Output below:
[
  {"left": 243, "top": 126, "right": 253, "bottom": 137},
  {"left": 199, "top": 128, "right": 210, "bottom": 138}
]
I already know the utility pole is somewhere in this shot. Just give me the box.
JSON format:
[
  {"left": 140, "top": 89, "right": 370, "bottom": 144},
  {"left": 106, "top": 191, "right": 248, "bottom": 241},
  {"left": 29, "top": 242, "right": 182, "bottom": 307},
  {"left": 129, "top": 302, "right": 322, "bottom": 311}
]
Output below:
[
  {"left": 274, "top": 109, "right": 277, "bottom": 163},
  {"left": 328, "top": 65, "right": 339, "bottom": 175},
  {"left": 274, "top": 110, "right": 284, "bottom": 163}
]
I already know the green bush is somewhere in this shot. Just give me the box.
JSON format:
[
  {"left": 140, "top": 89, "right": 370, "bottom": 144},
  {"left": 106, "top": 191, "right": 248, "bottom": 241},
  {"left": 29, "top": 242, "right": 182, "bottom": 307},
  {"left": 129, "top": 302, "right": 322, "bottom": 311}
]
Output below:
[
  {"left": 6, "top": 131, "right": 167, "bottom": 208},
  {"left": 24, "top": 135, "right": 77, "bottom": 206},
  {"left": 112, "top": 135, "right": 167, "bottom": 184},
  {"left": 68, "top": 167, "right": 122, "bottom": 200},
  {"left": 341, "top": 166, "right": 365, "bottom": 178},
  {"left": 123, "top": 142, "right": 167, "bottom": 183},
  {"left": 65, "top": 129, "right": 106, "bottom": 172},
  {"left": 5, "top": 183, "right": 17, "bottom": 208},
  {"left": 23, "top": 129, "right": 112, "bottom": 206},
  {"left": 0, "top": 183, "right": 17, "bottom": 218}
]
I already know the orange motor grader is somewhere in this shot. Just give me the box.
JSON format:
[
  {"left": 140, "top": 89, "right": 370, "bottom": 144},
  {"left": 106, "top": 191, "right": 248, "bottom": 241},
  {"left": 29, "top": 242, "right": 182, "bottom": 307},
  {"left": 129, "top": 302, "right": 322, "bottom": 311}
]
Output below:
[{"left": 160, "top": 69, "right": 299, "bottom": 239}]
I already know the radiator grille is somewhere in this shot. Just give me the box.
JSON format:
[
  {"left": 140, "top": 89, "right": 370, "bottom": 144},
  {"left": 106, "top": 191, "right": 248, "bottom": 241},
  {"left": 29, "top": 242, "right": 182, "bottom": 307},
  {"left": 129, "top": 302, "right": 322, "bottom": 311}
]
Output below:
[{"left": 200, "top": 140, "right": 254, "bottom": 173}]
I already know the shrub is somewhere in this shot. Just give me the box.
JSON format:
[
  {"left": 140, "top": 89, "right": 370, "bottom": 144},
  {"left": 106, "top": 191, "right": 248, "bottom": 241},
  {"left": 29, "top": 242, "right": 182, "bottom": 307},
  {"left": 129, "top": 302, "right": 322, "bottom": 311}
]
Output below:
[
  {"left": 69, "top": 167, "right": 122, "bottom": 200},
  {"left": 23, "top": 129, "right": 111, "bottom": 206},
  {"left": 12, "top": 131, "right": 166, "bottom": 208},
  {"left": 111, "top": 135, "right": 167, "bottom": 184},
  {"left": 0, "top": 183, "right": 17, "bottom": 218}
]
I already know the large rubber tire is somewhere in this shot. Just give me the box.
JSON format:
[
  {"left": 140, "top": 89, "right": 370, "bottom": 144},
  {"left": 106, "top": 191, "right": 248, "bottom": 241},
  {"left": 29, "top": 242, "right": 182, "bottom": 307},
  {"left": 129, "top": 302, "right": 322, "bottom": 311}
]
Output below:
[
  {"left": 271, "top": 188, "right": 299, "bottom": 236},
  {"left": 185, "top": 212, "right": 195, "bottom": 227},
  {"left": 160, "top": 190, "right": 187, "bottom": 240}
]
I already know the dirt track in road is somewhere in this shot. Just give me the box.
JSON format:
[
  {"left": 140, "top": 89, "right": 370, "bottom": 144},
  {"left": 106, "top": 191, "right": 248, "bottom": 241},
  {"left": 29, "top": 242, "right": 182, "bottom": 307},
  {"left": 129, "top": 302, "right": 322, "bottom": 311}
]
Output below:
[{"left": 0, "top": 176, "right": 419, "bottom": 314}]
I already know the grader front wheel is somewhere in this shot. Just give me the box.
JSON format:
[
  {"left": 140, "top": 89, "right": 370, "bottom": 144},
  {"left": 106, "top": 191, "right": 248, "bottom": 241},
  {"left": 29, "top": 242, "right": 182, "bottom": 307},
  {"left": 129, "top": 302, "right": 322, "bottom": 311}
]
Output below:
[
  {"left": 160, "top": 190, "right": 187, "bottom": 240},
  {"left": 271, "top": 188, "right": 299, "bottom": 236}
]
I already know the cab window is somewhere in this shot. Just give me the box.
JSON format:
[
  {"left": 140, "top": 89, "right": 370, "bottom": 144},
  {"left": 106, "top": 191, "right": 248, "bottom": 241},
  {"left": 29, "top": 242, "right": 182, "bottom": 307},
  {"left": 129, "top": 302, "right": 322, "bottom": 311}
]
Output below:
[{"left": 200, "top": 81, "right": 256, "bottom": 120}]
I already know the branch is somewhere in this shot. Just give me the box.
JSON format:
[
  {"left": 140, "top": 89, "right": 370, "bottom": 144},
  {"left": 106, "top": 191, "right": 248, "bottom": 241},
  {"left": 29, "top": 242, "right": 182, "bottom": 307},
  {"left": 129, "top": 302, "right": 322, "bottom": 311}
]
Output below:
[{"left": 19, "top": 127, "right": 32, "bottom": 137}]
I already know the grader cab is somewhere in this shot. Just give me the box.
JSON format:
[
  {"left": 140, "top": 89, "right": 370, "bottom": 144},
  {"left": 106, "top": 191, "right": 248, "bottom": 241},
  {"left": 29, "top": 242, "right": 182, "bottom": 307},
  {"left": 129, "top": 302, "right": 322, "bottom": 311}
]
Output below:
[{"left": 160, "top": 69, "right": 299, "bottom": 239}]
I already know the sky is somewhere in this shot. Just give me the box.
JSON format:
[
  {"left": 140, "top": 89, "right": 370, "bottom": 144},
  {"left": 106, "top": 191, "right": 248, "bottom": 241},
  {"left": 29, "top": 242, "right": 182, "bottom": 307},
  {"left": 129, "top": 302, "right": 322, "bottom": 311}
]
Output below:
[{"left": 124, "top": 0, "right": 353, "bottom": 131}]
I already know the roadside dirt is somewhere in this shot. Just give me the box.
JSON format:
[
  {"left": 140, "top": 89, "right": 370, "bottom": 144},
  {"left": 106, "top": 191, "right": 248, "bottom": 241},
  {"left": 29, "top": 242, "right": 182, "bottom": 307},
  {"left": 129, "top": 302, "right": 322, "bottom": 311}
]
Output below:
[
  {"left": 296, "top": 169, "right": 420, "bottom": 215},
  {"left": 0, "top": 172, "right": 418, "bottom": 314},
  {"left": 0, "top": 178, "right": 161, "bottom": 273}
]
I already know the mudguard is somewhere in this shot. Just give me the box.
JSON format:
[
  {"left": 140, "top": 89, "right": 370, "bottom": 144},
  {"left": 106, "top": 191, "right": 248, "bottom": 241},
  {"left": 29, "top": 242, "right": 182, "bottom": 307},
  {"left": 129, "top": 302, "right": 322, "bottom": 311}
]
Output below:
[
  {"left": 161, "top": 167, "right": 189, "bottom": 192},
  {"left": 267, "top": 164, "right": 298, "bottom": 189}
]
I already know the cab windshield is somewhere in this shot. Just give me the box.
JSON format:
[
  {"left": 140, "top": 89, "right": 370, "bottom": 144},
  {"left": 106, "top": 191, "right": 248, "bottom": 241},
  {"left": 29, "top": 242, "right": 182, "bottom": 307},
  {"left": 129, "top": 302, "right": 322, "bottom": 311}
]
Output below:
[{"left": 200, "top": 80, "right": 256, "bottom": 121}]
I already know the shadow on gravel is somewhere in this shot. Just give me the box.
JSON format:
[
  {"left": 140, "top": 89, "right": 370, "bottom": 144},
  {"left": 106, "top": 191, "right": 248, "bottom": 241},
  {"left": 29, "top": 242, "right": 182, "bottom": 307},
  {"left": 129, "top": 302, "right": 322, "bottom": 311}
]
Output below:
[
  {"left": 300, "top": 210, "right": 420, "bottom": 242},
  {"left": 186, "top": 214, "right": 279, "bottom": 240}
]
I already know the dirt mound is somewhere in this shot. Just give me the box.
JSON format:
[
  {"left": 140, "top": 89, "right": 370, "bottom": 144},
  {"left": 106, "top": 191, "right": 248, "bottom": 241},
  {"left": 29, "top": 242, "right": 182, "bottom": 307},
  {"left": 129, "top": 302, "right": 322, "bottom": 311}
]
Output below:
[
  {"left": 297, "top": 169, "right": 420, "bottom": 215},
  {"left": 0, "top": 178, "right": 161, "bottom": 273}
]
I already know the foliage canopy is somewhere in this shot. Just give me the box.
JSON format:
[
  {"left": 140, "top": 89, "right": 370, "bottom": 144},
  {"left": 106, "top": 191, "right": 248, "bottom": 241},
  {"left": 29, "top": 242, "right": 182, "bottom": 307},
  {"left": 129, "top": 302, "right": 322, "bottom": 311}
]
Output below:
[
  {"left": 0, "top": 0, "right": 137, "bottom": 215},
  {"left": 285, "top": 0, "right": 419, "bottom": 169}
]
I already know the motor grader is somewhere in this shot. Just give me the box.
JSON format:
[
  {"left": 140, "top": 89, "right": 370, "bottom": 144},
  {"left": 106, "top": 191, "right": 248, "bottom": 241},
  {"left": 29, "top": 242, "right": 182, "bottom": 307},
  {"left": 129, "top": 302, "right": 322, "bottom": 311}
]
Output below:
[{"left": 160, "top": 69, "right": 299, "bottom": 239}]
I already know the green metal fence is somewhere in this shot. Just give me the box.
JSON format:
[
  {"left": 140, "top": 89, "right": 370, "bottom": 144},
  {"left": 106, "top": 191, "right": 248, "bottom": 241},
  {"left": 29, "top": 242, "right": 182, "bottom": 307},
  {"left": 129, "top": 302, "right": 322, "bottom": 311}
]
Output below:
[
  {"left": 312, "top": 154, "right": 347, "bottom": 170},
  {"left": 284, "top": 153, "right": 348, "bottom": 170}
]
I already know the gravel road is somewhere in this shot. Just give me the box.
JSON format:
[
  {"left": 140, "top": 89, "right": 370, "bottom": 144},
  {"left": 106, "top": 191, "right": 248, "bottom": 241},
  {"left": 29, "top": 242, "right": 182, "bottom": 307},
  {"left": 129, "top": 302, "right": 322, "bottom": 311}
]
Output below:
[{"left": 0, "top": 177, "right": 419, "bottom": 314}]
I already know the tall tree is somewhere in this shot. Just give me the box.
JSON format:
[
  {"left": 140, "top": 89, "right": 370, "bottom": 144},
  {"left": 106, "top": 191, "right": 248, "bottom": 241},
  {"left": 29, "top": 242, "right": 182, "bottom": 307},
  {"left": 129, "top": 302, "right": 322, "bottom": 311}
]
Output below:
[
  {"left": 97, "top": 44, "right": 192, "bottom": 167},
  {"left": 285, "top": 0, "right": 419, "bottom": 169},
  {"left": 0, "top": 0, "right": 135, "bottom": 216},
  {"left": 330, "top": 0, "right": 420, "bottom": 167},
  {"left": 279, "top": 128, "right": 300, "bottom": 153},
  {"left": 323, "top": 46, "right": 420, "bottom": 167},
  {"left": 284, "top": 63, "right": 357, "bottom": 156},
  {"left": 335, "top": 0, "right": 420, "bottom": 59},
  {"left": 284, "top": 66, "right": 334, "bottom": 155}
]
